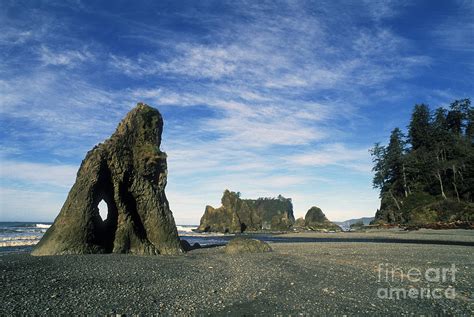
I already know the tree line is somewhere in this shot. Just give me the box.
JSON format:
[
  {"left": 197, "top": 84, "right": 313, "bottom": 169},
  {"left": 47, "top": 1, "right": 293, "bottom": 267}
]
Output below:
[{"left": 370, "top": 98, "right": 473, "bottom": 223}]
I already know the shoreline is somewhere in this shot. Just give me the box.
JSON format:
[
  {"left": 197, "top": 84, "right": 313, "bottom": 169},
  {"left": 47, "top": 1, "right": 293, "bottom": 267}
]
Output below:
[
  {"left": 1, "top": 230, "right": 473, "bottom": 315},
  {"left": 2, "top": 228, "right": 474, "bottom": 255}
]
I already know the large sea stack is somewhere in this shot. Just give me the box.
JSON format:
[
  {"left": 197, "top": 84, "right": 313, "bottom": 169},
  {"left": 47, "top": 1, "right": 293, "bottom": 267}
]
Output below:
[
  {"left": 32, "top": 103, "right": 182, "bottom": 256},
  {"left": 197, "top": 190, "right": 295, "bottom": 233}
]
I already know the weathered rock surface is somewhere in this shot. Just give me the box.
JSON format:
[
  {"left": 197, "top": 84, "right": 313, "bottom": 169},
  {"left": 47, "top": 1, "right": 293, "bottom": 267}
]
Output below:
[
  {"left": 197, "top": 190, "right": 295, "bottom": 233},
  {"left": 304, "top": 206, "right": 342, "bottom": 232},
  {"left": 32, "top": 103, "right": 182, "bottom": 256},
  {"left": 294, "top": 217, "right": 306, "bottom": 228},
  {"left": 180, "top": 239, "right": 201, "bottom": 252},
  {"left": 224, "top": 237, "right": 272, "bottom": 254}
]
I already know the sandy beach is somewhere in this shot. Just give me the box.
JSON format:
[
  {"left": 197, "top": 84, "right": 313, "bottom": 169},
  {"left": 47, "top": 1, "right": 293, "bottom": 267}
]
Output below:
[
  {"left": 280, "top": 228, "right": 474, "bottom": 243},
  {"left": 1, "top": 230, "right": 473, "bottom": 315}
]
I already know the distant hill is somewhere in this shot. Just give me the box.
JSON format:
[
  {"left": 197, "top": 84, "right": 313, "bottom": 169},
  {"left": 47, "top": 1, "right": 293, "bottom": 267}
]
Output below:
[{"left": 334, "top": 217, "right": 374, "bottom": 231}]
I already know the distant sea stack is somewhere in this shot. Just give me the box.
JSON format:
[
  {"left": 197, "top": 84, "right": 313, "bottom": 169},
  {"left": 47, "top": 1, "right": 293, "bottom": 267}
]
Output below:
[
  {"left": 197, "top": 190, "right": 295, "bottom": 233},
  {"left": 32, "top": 103, "right": 182, "bottom": 256},
  {"left": 304, "top": 206, "right": 342, "bottom": 232}
]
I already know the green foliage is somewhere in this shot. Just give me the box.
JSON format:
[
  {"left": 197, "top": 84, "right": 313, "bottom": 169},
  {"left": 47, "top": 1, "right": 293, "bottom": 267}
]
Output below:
[
  {"left": 245, "top": 194, "right": 294, "bottom": 223},
  {"left": 371, "top": 98, "right": 474, "bottom": 224},
  {"left": 408, "top": 104, "right": 432, "bottom": 150},
  {"left": 370, "top": 142, "right": 388, "bottom": 192},
  {"left": 399, "top": 192, "right": 437, "bottom": 221},
  {"left": 409, "top": 207, "right": 438, "bottom": 224},
  {"left": 410, "top": 200, "right": 474, "bottom": 224}
]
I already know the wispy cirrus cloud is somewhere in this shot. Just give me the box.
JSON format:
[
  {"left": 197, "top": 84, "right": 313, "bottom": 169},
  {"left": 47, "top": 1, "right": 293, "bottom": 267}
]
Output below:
[
  {"left": 0, "top": 28, "right": 34, "bottom": 45},
  {"left": 1, "top": 1, "right": 471, "bottom": 222},
  {"left": 0, "top": 0, "right": 415, "bottom": 221},
  {"left": 431, "top": 16, "right": 474, "bottom": 54},
  {"left": 288, "top": 143, "right": 372, "bottom": 173},
  {"left": 39, "top": 45, "right": 94, "bottom": 67},
  {"left": 361, "top": 0, "right": 412, "bottom": 21}
]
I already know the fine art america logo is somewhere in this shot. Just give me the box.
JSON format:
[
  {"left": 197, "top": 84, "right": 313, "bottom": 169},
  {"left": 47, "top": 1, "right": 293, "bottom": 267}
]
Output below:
[{"left": 377, "top": 263, "right": 457, "bottom": 300}]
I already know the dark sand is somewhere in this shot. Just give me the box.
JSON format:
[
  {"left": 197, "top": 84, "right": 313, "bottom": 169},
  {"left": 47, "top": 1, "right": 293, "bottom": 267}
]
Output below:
[{"left": 1, "top": 230, "right": 473, "bottom": 315}]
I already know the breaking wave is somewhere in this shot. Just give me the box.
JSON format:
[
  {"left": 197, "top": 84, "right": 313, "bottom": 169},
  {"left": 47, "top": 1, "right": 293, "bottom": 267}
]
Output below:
[
  {"left": 0, "top": 235, "right": 42, "bottom": 247},
  {"left": 176, "top": 225, "right": 197, "bottom": 233},
  {"left": 35, "top": 224, "right": 51, "bottom": 229},
  {"left": 0, "top": 222, "right": 229, "bottom": 251},
  {"left": 0, "top": 222, "right": 51, "bottom": 250}
]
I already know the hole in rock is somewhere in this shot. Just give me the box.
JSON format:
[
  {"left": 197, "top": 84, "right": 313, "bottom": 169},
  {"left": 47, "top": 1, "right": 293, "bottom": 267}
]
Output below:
[{"left": 98, "top": 200, "right": 108, "bottom": 221}]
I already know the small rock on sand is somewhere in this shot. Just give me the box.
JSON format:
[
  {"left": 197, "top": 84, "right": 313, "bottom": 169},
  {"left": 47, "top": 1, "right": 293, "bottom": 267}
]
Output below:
[{"left": 224, "top": 237, "right": 272, "bottom": 254}]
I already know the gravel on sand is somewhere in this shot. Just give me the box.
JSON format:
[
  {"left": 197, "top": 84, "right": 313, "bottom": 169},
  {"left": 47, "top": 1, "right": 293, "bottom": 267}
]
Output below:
[{"left": 1, "top": 230, "right": 473, "bottom": 315}]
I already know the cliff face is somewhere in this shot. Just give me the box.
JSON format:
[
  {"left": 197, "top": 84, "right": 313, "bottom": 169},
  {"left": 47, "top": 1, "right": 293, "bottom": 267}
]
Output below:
[
  {"left": 197, "top": 190, "right": 295, "bottom": 233},
  {"left": 304, "top": 206, "right": 342, "bottom": 232},
  {"left": 32, "top": 103, "right": 182, "bottom": 256}
]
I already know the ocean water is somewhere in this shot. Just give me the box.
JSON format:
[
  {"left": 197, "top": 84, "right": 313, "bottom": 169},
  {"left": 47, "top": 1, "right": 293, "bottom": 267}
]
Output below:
[
  {"left": 0, "top": 222, "right": 229, "bottom": 254},
  {"left": 0, "top": 222, "right": 52, "bottom": 253},
  {"left": 176, "top": 225, "right": 230, "bottom": 247}
]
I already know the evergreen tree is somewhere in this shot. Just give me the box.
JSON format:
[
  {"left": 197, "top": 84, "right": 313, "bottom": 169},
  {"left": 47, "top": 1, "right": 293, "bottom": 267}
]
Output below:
[
  {"left": 408, "top": 104, "right": 432, "bottom": 150},
  {"left": 432, "top": 107, "right": 449, "bottom": 141},
  {"left": 370, "top": 142, "right": 387, "bottom": 192},
  {"left": 447, "top": 99, "right": 470, "bottom": 135},
  {"left": 430, "top": 107, "right": 451, "bottom": 199},
  {"left": 385, "top": 128, "right": 409, "bottom": 198},
  {"left": 465, "top": 103, "right": 474, "bottom": 142}
]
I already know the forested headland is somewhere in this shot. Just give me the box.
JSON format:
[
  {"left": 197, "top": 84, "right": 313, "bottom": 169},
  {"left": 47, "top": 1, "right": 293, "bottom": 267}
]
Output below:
[{"left": 371, "top": 99, "right": 474, "bottom": 226}]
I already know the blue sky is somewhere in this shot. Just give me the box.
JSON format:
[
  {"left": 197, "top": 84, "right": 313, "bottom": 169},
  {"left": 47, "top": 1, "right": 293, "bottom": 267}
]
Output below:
[{"left": 0, "top": 0, "right": 472, "bottom": 224}]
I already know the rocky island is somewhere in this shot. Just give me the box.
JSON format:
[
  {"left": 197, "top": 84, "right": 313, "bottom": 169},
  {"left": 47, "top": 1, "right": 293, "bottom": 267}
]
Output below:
[
  {"left": 197, "top": 190, "right": 295, "bottom": 233},
  {"left": 32, "top": 103, "right": 182, "bottom": 256},
  {"left": 302, "top": 206, "right": 342, "bottom": 232}
]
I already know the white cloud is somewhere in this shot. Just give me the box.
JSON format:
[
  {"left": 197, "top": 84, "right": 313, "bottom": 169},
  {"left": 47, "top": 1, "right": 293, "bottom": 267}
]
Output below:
[
  {"left": 0, "top": 28, "right": 34, "bottom": 45},
  {"left": 1, "top": 0, "right": 447, "bottom": 223},
  {"left": 203, "top": 113, "right": 326, "bottom": 148},
  {"left": 0, "top": 160, "right": 76, "bottom": 188},
  {"left": 362, "top": 0, "right": 411, "bottom": 21},
  {"left": 0, "top": 71, "right": 136, "bottom": 158},
  {"left": 39, "top": 45, "right": 93, "bottom": 67},
  {"left": 110, "top": 3, "right": 430, "bottom": 104},
  {"left": 288, "top": 143, "right": 371, "bottom": 172},
  {"left": 104, "top": 2, "right": 425, "bottom": 223}
]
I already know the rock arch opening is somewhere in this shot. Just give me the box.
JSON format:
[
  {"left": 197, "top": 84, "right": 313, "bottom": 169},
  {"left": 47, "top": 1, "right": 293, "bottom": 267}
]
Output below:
[
  {"left": 93, "top": 194, "right": 119, "bottom": 253},
  {"left": 98, "top": 200, "right": 108, "bottom": 221},
  {"left": 91, "top": 163, "right": 120, "bottom": 253}
]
